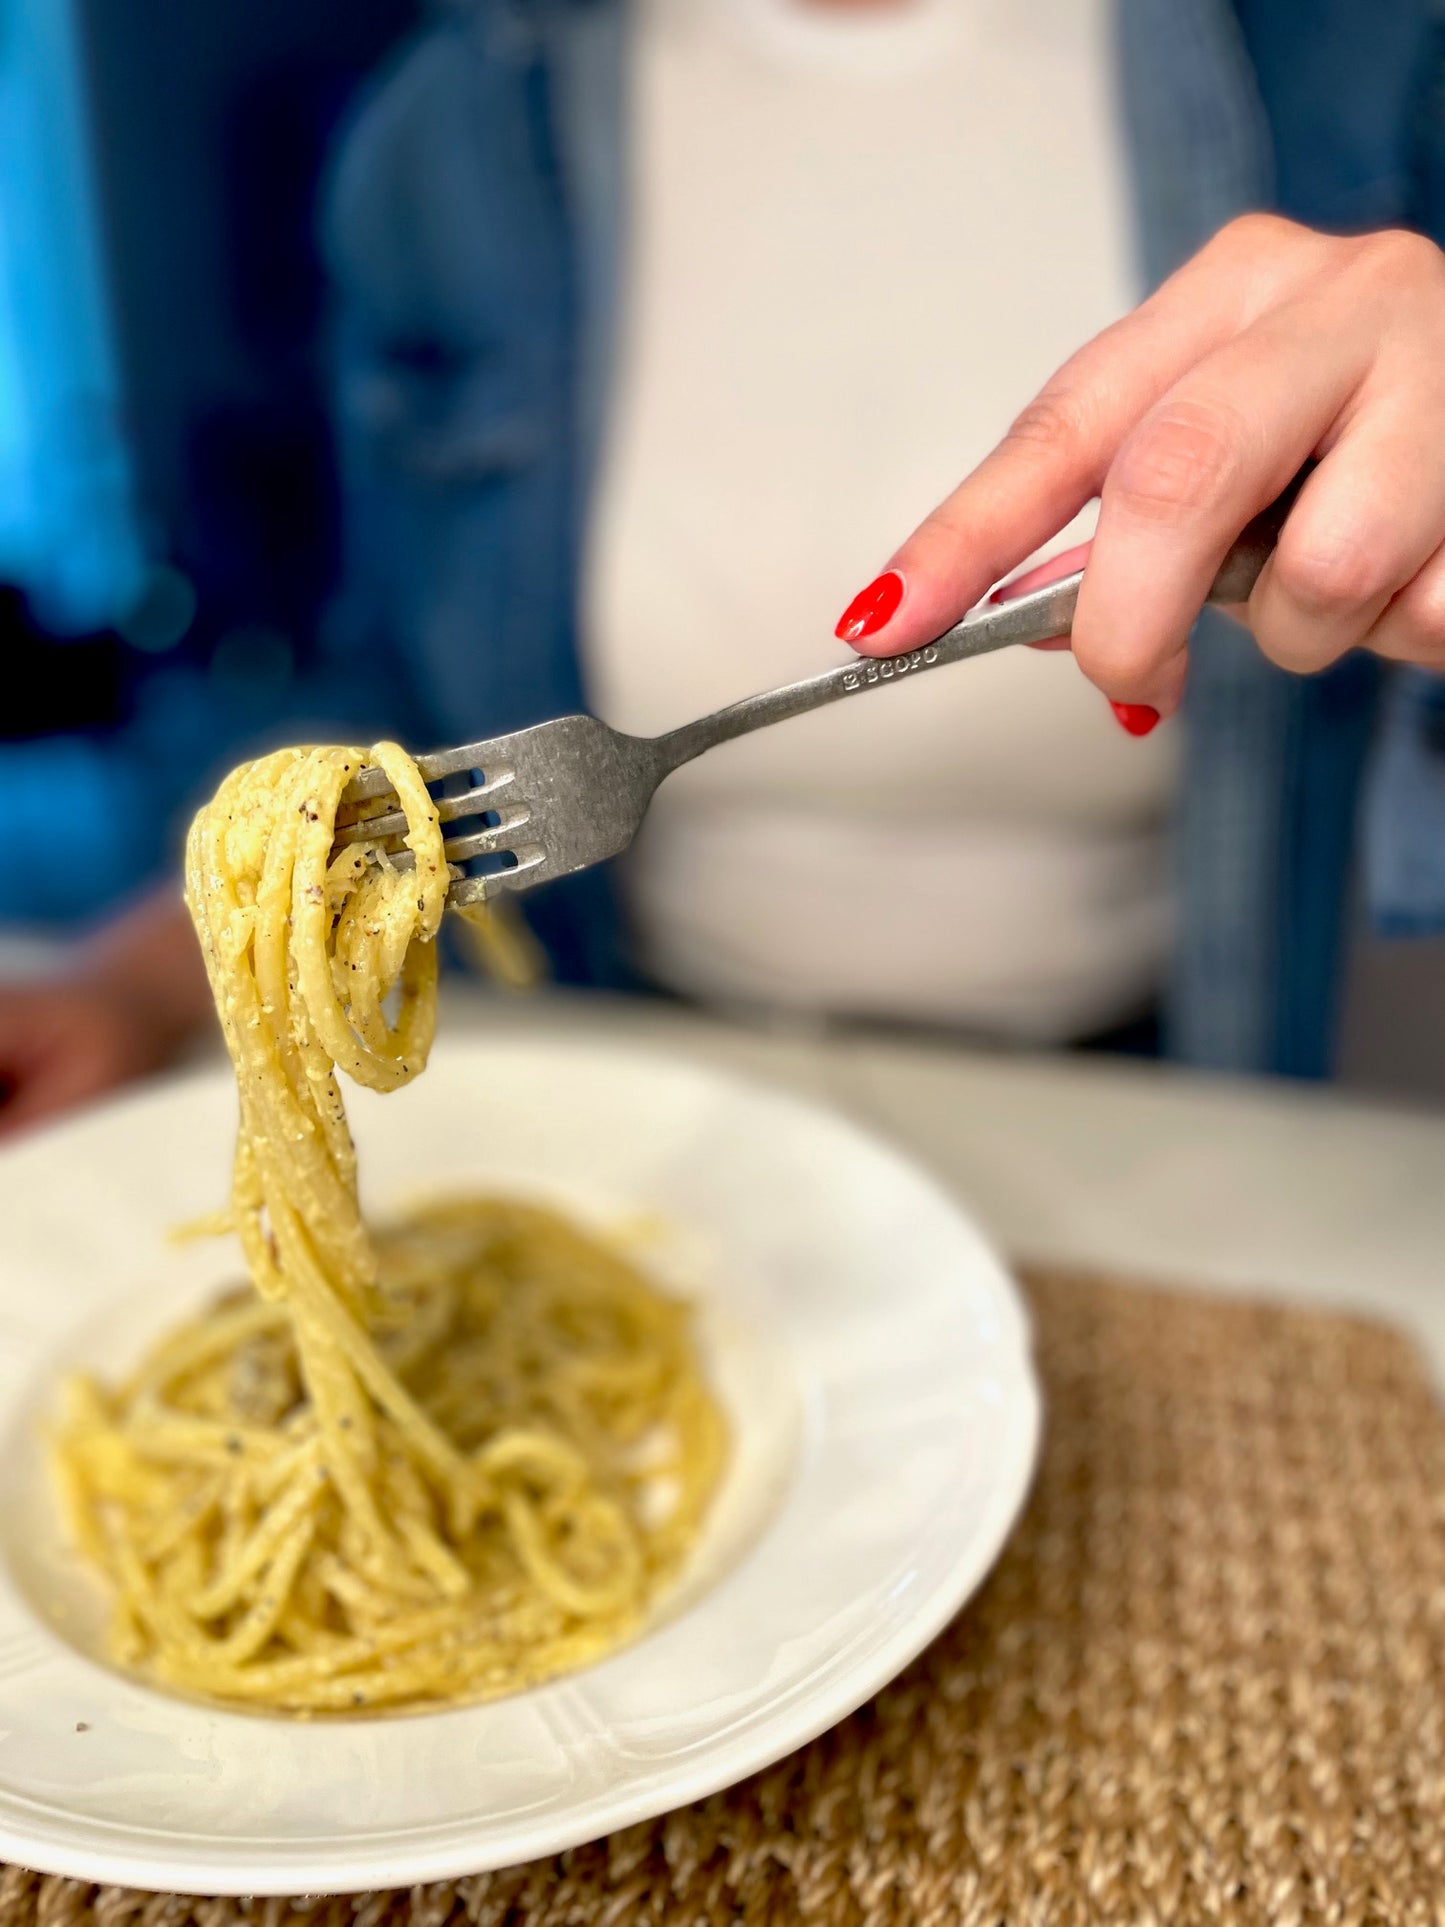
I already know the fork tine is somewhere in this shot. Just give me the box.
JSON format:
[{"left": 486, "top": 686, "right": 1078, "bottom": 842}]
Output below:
[
  {"left": 450, "top": 847, "right": 546, "bottom": 908},
  {"left": 345, "top": 807, "right": 535, "bottom": 876},
  {"left": 333, "top": 770, "right": 515, "bottom": 842},
  {"left": 415, "top": 741, "right": 513, "bottom": 784},
  {"left": 337, "top": 736, "right": 513, "bottom": 809},
  {"left": 331, "top": 809, "right": 405, "bottom": 848},
  {"left": 333, "top": 778, "right": 520, "bottom": 847},
  {"left": 441, "top": 805, "right": 532, "bottom": 864},
  {"left": 340, "top": 746, "right": 496, "bottom": 805},
  {"left": 435, "top": 780, "right": 513, "bottom": 819}
]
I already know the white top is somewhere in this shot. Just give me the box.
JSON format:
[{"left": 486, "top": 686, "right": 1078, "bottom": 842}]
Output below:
[{"left": 584, "top": 0, "right": 1176, "bottom": 1042}]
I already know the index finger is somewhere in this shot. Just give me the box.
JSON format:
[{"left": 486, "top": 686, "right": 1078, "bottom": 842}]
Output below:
[{"left": 838, "top": 219, "right": 1309, "bottom": 657}]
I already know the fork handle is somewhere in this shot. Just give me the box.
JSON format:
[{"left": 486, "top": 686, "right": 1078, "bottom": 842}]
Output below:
[{"left": 653, "top": 471, "right": 1306, "bottom": 775}]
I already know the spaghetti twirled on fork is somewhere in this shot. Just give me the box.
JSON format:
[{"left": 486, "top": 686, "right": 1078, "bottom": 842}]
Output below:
[{"left": 52, "top": 744, "right": 725, "bottom": 1712}]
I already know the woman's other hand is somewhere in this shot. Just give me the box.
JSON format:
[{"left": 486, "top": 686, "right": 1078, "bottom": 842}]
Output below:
[
  {"left": 0, "top": 889, "right": 209, "bottom": 1141},
  {"left": 834, "top": 216, "right": 1445, "bottom": 729}
]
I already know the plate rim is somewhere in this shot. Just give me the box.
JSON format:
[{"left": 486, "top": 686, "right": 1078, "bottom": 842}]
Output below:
[{"left": 0, "top": 1030, "right": 1042, "bottom": 1895}]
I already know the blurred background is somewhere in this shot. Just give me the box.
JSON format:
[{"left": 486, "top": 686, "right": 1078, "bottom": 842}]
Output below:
[
  {"left": 3, "top": 0, "right": 1445, "bottom": 1121},
  {"left": 0, "top": 0, "right": 414, "bottom": 929}
]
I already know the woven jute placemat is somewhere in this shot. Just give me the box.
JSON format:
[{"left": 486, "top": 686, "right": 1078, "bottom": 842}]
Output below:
[{"left": 5, "top": 1267, "right": 1444, "bottom": 1926}]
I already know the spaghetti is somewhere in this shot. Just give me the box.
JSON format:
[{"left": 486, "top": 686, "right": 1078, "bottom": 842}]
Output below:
[{"left": 53, "top": 745, "right": 726, "bottom": 1712}]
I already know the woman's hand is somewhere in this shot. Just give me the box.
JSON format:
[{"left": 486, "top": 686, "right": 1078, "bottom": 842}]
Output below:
[
  {"left": 0, "top": 980, "right": 180, "bottom": 1138},
  {"left": 834, "top": 215, "right": 1445, "bottom": 730},
  {"left": 0, "top": 889, "right": 210, "bottom": 1141}
]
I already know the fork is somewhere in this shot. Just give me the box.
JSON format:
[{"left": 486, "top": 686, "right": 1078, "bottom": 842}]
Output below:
[{"left": 333, "top": 486, "right": 1298, "bottom": 907}]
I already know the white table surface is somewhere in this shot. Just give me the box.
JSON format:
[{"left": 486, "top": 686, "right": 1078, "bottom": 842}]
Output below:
[{"left": 436, "top": 991, "right": 1445, "bottom": 1387}]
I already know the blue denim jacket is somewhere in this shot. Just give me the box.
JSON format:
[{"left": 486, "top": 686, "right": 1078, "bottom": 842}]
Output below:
[
  {"left": 322, "top": 0, "right": 1445, "bottom": 1070},
  {"left": 1117, "top": 0, "right": 1445, "bottom": 1072}
]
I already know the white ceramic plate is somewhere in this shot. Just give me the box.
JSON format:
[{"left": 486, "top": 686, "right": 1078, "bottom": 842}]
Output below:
[{"left": 0, "top": 1034, "right": 1039, "bottom": 1896}]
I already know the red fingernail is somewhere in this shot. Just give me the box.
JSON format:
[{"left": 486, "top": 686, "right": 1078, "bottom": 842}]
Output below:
[
  {"left": 1110, "top": 702, "right": 1161, "bottom": 737},
  {"left": 835, "top": 570, "right": 904, "bottom": 643}
]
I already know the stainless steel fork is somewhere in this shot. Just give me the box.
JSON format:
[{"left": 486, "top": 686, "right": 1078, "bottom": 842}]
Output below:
[{"left": 333, "top": 489, "right": 1296, "bottom": 908}]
